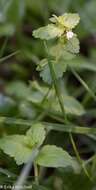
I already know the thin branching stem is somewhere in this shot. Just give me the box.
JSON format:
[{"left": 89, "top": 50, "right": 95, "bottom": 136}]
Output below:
[
  {"left": 0, "top": 116, "right": 96, "bottom": 135},
  {"left": 69, "top": 133, "right": 92, "bottom": 181},
  {"left": 44, "top": 41, "right": 91, "bottom": 180},
  {"left": 71, "top": 68, "right": 96, "bottom": 101},
  {"left": 0, "top": 50, "right": 20, "bottom": 63}
]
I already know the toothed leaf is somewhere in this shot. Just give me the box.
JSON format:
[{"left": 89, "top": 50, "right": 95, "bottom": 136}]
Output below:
[
  {"left": 33, "top": 24, "right": 64, "bottom": 40},
  {"left": 0, "top": 123, "right": 46, "bottom": 165},
  {"left": 50, "top": 43, "right": 76, "bottom": 60},
  {"left": 58, "top": 13, "right": 80, "bottom": 29},
  {"left": 26, "top": 123, "right": 46, "bottom": 147},
  {"left": 39, "top": 59, "right": 67, "bottom": 84},
  {"left": 36, "top": 145, "right": 78, "bottom": 169},
  {"left": 52, "top": 95, "right": 85, "bottom": 116},
  {"left": 64, "top": 36, "right": 80, "bottom": 54},
  {"left": 0, "top": 135, "right": 37, "bottom": 165}
]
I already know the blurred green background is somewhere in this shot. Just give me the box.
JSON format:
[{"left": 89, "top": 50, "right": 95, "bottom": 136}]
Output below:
[
  {"left": 0, "top": 0, "right": 96, "bottom": 119},
  {"left": 0, "top": 0, "right": 96, "bottom": 189},
  {"left": 0, "top": 0, "right": 96, "bottom": 80}
]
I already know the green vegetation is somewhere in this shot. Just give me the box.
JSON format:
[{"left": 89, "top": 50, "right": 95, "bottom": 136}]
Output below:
[{"left": 0, "top": 1, "right": 96, "bottom": 189}]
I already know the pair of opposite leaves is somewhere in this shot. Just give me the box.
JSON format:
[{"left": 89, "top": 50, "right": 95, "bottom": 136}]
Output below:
[
  {"left": 33, "top": 13, "right": 80, "bottom": 84},
  {"left": 0, "top": 13, "right": 80, "bottom": 170},
  {"left": 33, "top": 13, "right": 80, "bottom": 40},
  {"left": 0, "top": 123, "right": 79, "bottom": 172}
]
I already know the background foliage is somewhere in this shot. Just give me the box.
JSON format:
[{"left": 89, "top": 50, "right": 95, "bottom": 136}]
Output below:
[{"left": 0, "top": 0, "right": 96, "bottom": 189}]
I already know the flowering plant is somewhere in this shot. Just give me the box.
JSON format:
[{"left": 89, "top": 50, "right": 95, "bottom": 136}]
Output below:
[{"left": 33, "top": 13, "right": 80, "bottom": 84}]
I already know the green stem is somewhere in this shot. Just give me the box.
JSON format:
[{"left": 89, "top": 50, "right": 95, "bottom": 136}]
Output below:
[
  {"left": 69, "top": 133, "right": 92, "bottom": 181},
  {"left": 0, "top": 37, "right": 8, "bottom": 58},
  {"left": 44, "top": 41, "right": 67, "bottom": 122},
  {"left": 1, "top": 117, "right": 96, "bottom": 135},
  {"left": 36, "top": 86, "right": 52, "bottom": 121},
  {"left": 34, "top": 163, "right": 39, "bottom": 185},
  {"left": 0, "top": 50, "right": 20, "bottom": 63},
  {"left": 71, "top": 68, "right": 96, "bottom": 101},
  {"left": 44, "top": 41, "right": 91, "bottom": 180}
]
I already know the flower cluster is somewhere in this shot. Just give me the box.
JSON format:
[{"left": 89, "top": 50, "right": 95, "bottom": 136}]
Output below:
[
  {"left": 50, "top": 13, "right": 80, "bottom": 40},
  {"left": 33, "top": 13, "right": 80, "bottom": 84}
]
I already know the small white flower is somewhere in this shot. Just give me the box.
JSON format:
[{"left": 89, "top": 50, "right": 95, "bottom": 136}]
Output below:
[{"left": 66, "top": 31, "right": 74, "bottom": 40}]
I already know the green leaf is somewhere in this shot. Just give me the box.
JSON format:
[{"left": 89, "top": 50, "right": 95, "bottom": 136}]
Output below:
[
  {"left": 63, "top": 96, "right": 85, "bottom": 115},
  {"left": 39, "top": 59, "right": 67, "bottom": 84},
  {"left": 6, "top": 81, "right": 46, "bottom": 105},
  {"left": 57, "top": 13, "right": 80, "bottom": 29},
  {"left": 36, "top": 145, "right": 78, "bottom": 169},
  {"left": 26, "top": 123, "right": 46, "bottom": 147},
  {"left": 50, "top": 43, "right": 76, "bottom": 60},
  {"left": 0, "top": 135, "right": 34, "bottom": 165},
  {"left": 6, "top": 81, "right": 32, "bottom": 99},
  {"left": 19, "top": 101, "right": 37, "bottom": 119},
  {"left": 0, "top": 123, "right": 46, "bottom": 165},
  {"left": 52, "top": 95, "right": 85, "bottom": 116},
  {"left": 33, "top": 24, "right": 64, "bottom": 40},
  {"left": 36, "top": 59, "right": 48, "bottom": 71},
  {"left": 67, "top": 56, "right": 96, "bottom": 72},
  {"left": 64, "top": 36, "right": 80, "bottom": 54}
]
